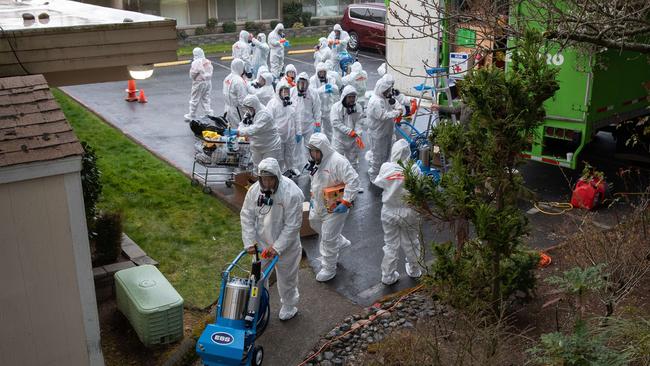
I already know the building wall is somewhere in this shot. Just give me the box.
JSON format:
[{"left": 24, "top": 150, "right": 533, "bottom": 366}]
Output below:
[{"left": 0, "top": 160, "right": 103, "bottom": 366}]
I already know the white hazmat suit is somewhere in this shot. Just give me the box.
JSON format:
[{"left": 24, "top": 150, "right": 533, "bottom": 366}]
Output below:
[
  {"left": 327, "top": 24, "right": 350, "bottom": 74},
  {"left": 185, "top": 47, "right": 213, "bottom": 120},
  {"left": 367, "top": 75, "right": 403, "bottom": 182},
  {"left": 251, "top": 33, "right": 270, "bottom": 78},
  {"left": 232, "top": 30, "right": 253, "bottom": 70},
  {"left": 307, "top": 133, "right": 360, "bottom": 282},
  {"left": 266, "top": 79, "right": 299, "bottom": 174},
  {"left": 237, "top": 94, "right": 282, "bottom": 169},
  {"left": 247, "top": 72, "right": 275, "bottom": 106},
  {"left": 222, "top": 58, "right": 249, "bottom": 128},
  {"left": 372, "top": 139, "right": 423, "bottom": 285},
  {"left": 268, "top": 23, "right": 286, "bottom": 78},
  {"left": 240, "top": 158, "right": 304, "bottom": 320},
  {"left": 314, "top": 37, "right": 332, "bottom": 72},
  {"left": 310, "top": 62, "right": 340, "bottom": 141},
  {"left": 331, "top": 85, "right": 364, "bottom": 172},
  {"left": 342, "top": 62, "right": 368, "bottom": 110},
  {"left": 291, "top": 72, "right": 322, "bottom": 171}
]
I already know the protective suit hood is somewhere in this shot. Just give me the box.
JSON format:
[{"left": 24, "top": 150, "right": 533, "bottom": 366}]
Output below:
[
  {"left": 308, "top": 132, "right": 335, "bottom": 161},
  {"left": 297, "top": 72, "right": 310, "bottom": 83},
  {"left": 231, "top": 58, "right": 245, "bottom": 75},
  {"left": 340, "top": 85, "right": 357, "bottom": 102},
  {"left": 239, "top": 30, "right": 250, "bottom": 43},
  {"left": 243, "top": 94, "right": 264, "bottom": 112},
  {"left": 258, "top": 157, "right": 283, "bottom": 183},
  {"left": 316, "top": 62, "right": 328, "bottom": 74},
  {"left": 325, "top": 60, "right": 334, "bottom": 71},
  {"left": 275, "top": 79, "right": 291, "bottom": 99},
  {"left": 374, "top": 74, "right": 394, "bottom": 98},
  {"left": 333, "top": 24, "right": 342, "bottom": 32},
  {"left": 351, "top": 61, "right": 362, "bottom": 74},
  {"left": 257, "top": 33, "right": 267, "bottom": 42},
  {"left": 193, "top": 47, "right": 205, "bottom": 60},
  {"left": 391, "top": 139, "right": 411, "bottom": 163},
  {"left": 260, "top": 72, "right": 274, "bottom": 85},
  {"left": 274, "top": 23, "right": 284, "bottom": 33},
  {"left": 318, "top": 37, "right": 329, "bottom": 48},
  {"left": 285, "top": 64, "right": 297, "bottom": 75}
]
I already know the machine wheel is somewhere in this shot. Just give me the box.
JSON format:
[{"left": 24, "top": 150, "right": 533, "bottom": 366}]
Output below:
[
  {"left": 348, "top": 31, "right": 359, "bottom": 52},
  {"left": 225, "top": 180, "right": 233, "bottom": 188},
  {"left": 202, "top": 185, "right": 212, "bottom": 194},
  {"left": 252, "top": 346, "right": 264, "bottom": 366},
  {"left": 256, "top": 288, "right": 271, "bottom": 337}
]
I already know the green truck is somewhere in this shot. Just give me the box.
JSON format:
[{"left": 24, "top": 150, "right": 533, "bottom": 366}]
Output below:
[{"left": 507, "top": 37, "right": 649, "bottom": 168}]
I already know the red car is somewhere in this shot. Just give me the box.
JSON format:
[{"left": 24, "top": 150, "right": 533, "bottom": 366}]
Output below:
[{"left": 341, "top": 3, "right": 386, "bottom": 53}]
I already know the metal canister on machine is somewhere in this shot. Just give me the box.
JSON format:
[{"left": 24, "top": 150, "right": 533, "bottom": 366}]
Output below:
[{"left": 220, "top": 277, "right": 250, "bottom": 320}]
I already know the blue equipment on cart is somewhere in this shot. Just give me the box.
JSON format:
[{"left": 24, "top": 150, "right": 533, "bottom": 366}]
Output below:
[
  {"left": 395, "top": 121, "right": 441, "bottom": 182},
  {"left": 196, "top": 247, "right": 278, "bottom": 366},
  {"left": 339, "top": 50, "right": 355, "bottom": 76}
]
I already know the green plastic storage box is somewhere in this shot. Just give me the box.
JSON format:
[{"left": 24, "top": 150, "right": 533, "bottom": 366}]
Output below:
[{"left": 114, "top": 264, "right": 184, "bottom": 347}]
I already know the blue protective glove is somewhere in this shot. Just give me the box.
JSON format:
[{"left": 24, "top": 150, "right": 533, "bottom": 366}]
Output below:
[
  {"left": 332, "top": 203, "right": 349, "bottom": 214},
  {"left": 283, "top": 40, "right": 291, "bottom": 48},
  {"left": 309, "top": 199, "right": 314, "bottom": 209},
  {"left": 325, "top": 84, "right": 333, "bottom": 94},
  {"left": 295, "top": 134, "right": 302, "bottom": 143},
  {"left": 226, "top": 129, "right": 238, "bottom": 136},
  {"left": 313, "top": 125, "right": 321, "bottom": 133},
  {"left": 416, "top": 159, "right": 424, "bottom": 172}
]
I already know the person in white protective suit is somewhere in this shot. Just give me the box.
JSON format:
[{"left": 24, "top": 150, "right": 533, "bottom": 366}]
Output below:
[
  {"left": 372, "top": 139, "right": 423, "bottom": 285},
  {"left": 306, "top": 133, "right": 360, "bottom": 282},
  {"left": 342, "top": 61, "right": 369, "bottom": 132},
  {"left": 377, "top": 62, "right": 387, "bottom": 77},
  {"left": 266, "top": 79, "right": 300, "bottom": 176},
  {"left": 331, "top": 85, "right": 365, "bottom": 175},
  {"left": 247, "top": 72, "right": 275, "bottom": 106},
  {"left": 185, "top": 47, "right": 214, "bottom": 121},
  {"left": 250, "top": 33, "right": 270, "bottom": 78},
  {"left": 237, "top": 94, "right": 282, "bottom": 169},
  {"left": 240, "top": 157, "right": 304, "bottom": 320},
  {"left": 268, "top": 23, "right": 287, "bottom": 78},
  {"left": 283, "top": 63, "right": 298, "bottom": 87},
  {"left": 325, "top": 59, "right": 343, "bottom": 90},
  {"left": 367, "top": 75, "right": 404, "bottom": 182},
  {"left": 326, "top": 24, "right": 350, "bottom": 74},
  {"left": 232, "top": 30, "right": 253, "bottom": 70},
  {"left": 310, "top": 62, "right": 340, "bottom": 141},
  {"left": 222, "top": 58, "right": 249, "bottom": 129},
  {"left": 291, "top": 72, "right": 321, "bottom": 171},
  {"left": 313, "top": 37, "right": 332, "bottom": 72}
]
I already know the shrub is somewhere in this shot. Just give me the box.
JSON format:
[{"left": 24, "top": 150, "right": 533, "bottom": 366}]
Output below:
[
  {"left": 222, "top": 21, "right": 236, "bottom": 33},
  {"left": 325, "top": 18, "right": 339, "bottom": 26},
  {"left": 270, "top": 20, "right": 279, "bottom": 29},
  {"left": 80, "top": 141, "right": 101, "bottom": 242},
  {"left": 176, "top": 29, "right": 188, "bottom": 40},
  {"left": 301, "top": 11, "right": 312, "bottom": 27},
  {"left": 194, "top": 26, "right": 206, "bottom": 36},
  {"left": 292, "top": 21, "right": 304, "bottom": 29},
  {"left": 282, "top": 1, "right": 302, "bottom": 29},
  {"left": 206, "top": 17, "right": 218, "bottom": 30},
  {"left": 93, "top": 211, "right": 123, "bottom": 266}
]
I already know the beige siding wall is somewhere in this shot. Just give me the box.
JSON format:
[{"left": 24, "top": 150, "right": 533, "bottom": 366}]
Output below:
[{"left": 0, "top": 174, "right": 90, "bottom": 366}]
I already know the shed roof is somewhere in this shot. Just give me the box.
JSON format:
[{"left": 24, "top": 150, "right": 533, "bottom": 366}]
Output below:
[{"left": 0, "top": 74, "right": 83, "bottom": 168}]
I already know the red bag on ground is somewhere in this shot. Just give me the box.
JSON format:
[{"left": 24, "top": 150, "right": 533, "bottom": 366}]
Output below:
[{"left": 570, "top": 178, "right": 605, "bottom": 210}]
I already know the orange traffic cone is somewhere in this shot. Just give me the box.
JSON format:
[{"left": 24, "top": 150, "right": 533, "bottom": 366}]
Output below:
[
  {"left": 138, "top": 89, "right": 148, "bottom": 103},
  {"left": 125, "top": 79, "right": 138, "bottom": 102}
]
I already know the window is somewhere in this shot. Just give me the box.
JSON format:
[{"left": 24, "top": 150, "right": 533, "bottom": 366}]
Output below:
[
  {"left": 236, "top": 0, "right": 260, "bottom": 21},
  {"left": 349, "top": 7, "right": 385, "bottom": 24},
  {"left": 218, "top": 0, "right": 236, "bottom": 21},
  {"left": 160, "top": 0, "right": 188, "bottom": 25},
  {"left": 261, "top": 0, "right": 278, "bottom": 19},
  {"left": 188, "top": 0, "right": 207, "bottom": 25}
]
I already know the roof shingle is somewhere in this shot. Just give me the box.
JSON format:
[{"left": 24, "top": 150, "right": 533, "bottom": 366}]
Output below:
[{"left": 0, "top": 75, "right": 83, "bottom": 168}]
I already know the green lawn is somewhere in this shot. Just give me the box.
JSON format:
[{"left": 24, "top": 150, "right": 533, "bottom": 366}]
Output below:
[
  {"left": 53, "top": 89, "right": 243, "bottom": 308},
  {"left": 177, "top": 35, "right": 322, "bottom": 57}
]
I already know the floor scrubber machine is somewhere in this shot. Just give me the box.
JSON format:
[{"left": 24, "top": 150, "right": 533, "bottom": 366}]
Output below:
[{"left": 196, "top": 246, "right": 278, "bottom": 366}]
